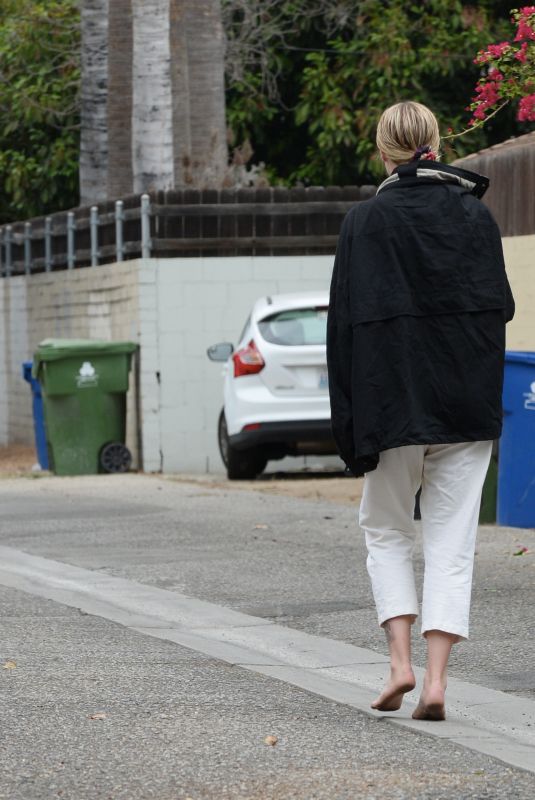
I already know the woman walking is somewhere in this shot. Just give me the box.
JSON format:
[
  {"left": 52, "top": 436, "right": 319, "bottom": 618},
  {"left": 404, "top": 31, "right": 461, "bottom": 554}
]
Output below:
[{"left": 327, "top": 101, "right": 515, "bottom": 720}]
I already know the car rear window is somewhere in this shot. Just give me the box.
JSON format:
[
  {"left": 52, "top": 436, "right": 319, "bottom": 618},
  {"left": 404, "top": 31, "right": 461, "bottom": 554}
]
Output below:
[{"left": 257, "top": 307, "right": 328, "bottom": 346}]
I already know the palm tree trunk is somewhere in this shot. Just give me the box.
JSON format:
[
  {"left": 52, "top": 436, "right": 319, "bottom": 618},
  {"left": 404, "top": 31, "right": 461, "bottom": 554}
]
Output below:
[
  {"left": 107, "top": 0, "right": 134, "bottom": 199},
  {"left": 169, "top": 0, "right": 191, "bottom": 186},
  {"left": 176, "top": 0, "right": 227, "bottom": 187},
  {"left": 80, "top": 0, "right": 109, "bottom": 206},
  {"left": 132, "top": 0, "right": 175, "bottom": 194}
]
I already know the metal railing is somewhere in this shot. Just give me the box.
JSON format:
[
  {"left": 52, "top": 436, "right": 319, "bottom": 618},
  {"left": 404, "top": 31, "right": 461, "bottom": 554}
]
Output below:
[
  {"left": 0, "top": 185, "right": 375, "bottom": 276},
  {"left": 0, "top": 194, "right": 152, "bottom": 276}
]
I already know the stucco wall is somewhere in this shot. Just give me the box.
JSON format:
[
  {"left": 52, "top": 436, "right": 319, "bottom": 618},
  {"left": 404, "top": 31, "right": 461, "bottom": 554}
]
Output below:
[{"left": 503, "top": 235, "right": 535, "bottom": 351}]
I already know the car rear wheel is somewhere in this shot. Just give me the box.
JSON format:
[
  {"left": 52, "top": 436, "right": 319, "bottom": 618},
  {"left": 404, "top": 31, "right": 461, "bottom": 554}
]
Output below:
[{"left": 218, "top": 410, "right": 267, "bottom": 480}]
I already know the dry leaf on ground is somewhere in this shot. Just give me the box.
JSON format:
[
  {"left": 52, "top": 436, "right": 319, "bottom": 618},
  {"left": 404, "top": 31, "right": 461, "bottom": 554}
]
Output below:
[
  {"left": 3, "top": 661, "right": 16, "bottom": 670},
  {"left": 264, "top": 735, "right": 278, "bottom": 746},
  {"left": 88, "top": 712, "right": 107, "bottom": 720}
]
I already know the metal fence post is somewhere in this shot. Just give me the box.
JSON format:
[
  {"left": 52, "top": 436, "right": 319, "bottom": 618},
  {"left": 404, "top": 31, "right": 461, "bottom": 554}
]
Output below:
[
  {"left": 115, "top": 200, "right": 124, "bottom": 262},
  {"left": 5, "top": 225, "right": 13, "bottom": 277},
  {"left": 24, "top": 222, "right": 32, "bottom": 275},
  {"left": 44, "top": 217, "right": 52, "bottom": 272},
  {"left": 67, "top": 212, "right": 76, "bottom": 269},
  {"left": 90, "top": 206, "right": 99, "bottom": 266},
  {"left": 141, "top": 194, "right": 151, "bottom": 259}
]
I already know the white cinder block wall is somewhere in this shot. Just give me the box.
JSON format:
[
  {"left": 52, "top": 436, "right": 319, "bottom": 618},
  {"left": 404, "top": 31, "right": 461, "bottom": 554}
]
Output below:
[
  {"left": 141, "top": 255, "right": 338, "bottom": 473},
  {"left": 2, "top": 237, "right": 534, "bottom": 473}
]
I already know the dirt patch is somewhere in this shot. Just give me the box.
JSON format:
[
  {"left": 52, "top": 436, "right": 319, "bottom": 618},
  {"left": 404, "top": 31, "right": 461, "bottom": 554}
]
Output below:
[
  {"left": 166, "top": 471, "right": 364, "bottom": 506},
  {"left": 0, "top": 444, "right": 39, "bottom": 477},
  {"left": 0, "top": 447, "right": 364, "bottom": 504}
]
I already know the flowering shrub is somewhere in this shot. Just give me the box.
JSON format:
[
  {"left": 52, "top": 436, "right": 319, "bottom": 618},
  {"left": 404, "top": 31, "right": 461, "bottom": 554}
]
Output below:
[{"left": 465, "top": 6, "right": 535, "bottom": 129}]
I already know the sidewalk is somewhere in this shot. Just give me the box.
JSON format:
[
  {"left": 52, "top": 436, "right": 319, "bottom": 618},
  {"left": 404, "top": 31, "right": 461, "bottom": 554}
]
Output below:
[
  {"left": 5, "top": 581, "right": 534, "bottom": 800},
  {"left": 1, "top": 472, "right": 534, "bottom": 798}
]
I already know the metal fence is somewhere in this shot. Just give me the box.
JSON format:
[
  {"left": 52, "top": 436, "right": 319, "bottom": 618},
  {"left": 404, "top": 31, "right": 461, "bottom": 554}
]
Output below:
[{"left": 0, "top": 185, "right": 376, "bottom": 277}]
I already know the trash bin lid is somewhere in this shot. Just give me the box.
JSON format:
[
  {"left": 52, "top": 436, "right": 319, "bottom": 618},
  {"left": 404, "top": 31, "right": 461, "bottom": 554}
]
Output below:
[
  {"left": 32, "top": 338, "right": 138, "bottom": 378},
  {"left": 505, "top": 350, "right": 535, "bottom": 365}
]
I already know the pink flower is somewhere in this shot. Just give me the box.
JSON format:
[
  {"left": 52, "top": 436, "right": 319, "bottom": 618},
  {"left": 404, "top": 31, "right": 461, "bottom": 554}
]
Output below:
[
  {"left": 474, "top": 81, "right": 501, "bottom": 105},
  {"left": 488, "top": 68, "right": 504, "bottom": 81},
  {"left": 487, "top": 41, "right": 510, "bottom": 57},
  {"left": 514, "top": 42, "right": 529, "bottom": 62},
  {"left": 518, "top": 93, "right": 535, "bottom": 121},
  {"left": 515, "top": 18, "right": 535, "bottom": 40},
  {"left": 519, "top": 6, "right": 535, "bottom": 16},
  {"left": 473, "top": 107, "right": 487, "bottom": 120}
]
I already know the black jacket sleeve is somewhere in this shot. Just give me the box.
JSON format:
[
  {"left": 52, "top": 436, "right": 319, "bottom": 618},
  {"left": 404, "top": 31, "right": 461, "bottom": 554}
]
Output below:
[
  {"left": 327, "top": 213, "right": 360, "bottom": 475},
  {"left": 505, "top": 275, "right": 515, "bottom": 324},
  {"left": 488, "top": 207, "right": 515, "bottom": 323}
]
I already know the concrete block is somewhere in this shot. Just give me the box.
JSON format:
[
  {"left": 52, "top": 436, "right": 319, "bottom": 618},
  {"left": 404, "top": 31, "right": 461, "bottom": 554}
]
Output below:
[
  {"left": 158, "top": 331, "right": 185, "bottom": 358},
  {"left": 300, "top": 256, "right": 334, "bottom": 281},
  {"left": 157, "top": 286, "right": 185, "bottom": 314},
  {"left": 203, "top": 257, "right": 254, "bottom": 283},
  {"left": 157, "top": 259, "right": 199, "bottom": 286},
  {"left": 183, "top": 281, "right": 229, "bottom": 309},
  {"left": 161, "top": 401, "right": 205, "bottom": 433},
  {"left": 252, "top": 257, "right": 302, "bottom": 282},
  {"left": 157, "top": 303, "right": 191, "bottom": 335}
]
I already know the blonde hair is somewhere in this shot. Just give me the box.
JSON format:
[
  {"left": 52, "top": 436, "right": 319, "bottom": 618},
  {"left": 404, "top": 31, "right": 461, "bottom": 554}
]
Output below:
[{"left": 376, "top": 101, "right": 441, "bottom": 165}]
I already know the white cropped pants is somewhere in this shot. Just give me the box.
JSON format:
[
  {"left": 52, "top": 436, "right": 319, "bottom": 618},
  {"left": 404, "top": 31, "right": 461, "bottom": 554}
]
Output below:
[{"left": 359, "top": 441, "right": 492, "bottom": 641}]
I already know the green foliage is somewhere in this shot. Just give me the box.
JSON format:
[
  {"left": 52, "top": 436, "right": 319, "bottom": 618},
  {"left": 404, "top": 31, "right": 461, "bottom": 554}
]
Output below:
[
  {"left": 226, "top": 0, "right": 530, "bottom": 186},
  {"left": 0, "top": 0, "right": 80, "bottom": 223},
  {"left": 0, "top": 0, "right": 532, "bottom": 224}
]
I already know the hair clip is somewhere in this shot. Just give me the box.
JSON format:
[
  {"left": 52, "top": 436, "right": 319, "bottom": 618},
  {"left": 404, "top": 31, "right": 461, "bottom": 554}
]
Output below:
[{"left": 412, "top": 145, "right": 436, "bottom": 161}]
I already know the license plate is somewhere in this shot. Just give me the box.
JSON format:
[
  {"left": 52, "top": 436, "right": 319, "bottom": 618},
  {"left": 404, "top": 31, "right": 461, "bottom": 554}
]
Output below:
[{"left": 318, "top": 370, "right": 329, "bottom": 389}]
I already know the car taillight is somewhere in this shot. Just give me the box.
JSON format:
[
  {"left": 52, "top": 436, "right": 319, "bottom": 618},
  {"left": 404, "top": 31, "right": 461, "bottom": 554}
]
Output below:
[{"left": 233, "top": 339, "right": 265, "bottom": 377}]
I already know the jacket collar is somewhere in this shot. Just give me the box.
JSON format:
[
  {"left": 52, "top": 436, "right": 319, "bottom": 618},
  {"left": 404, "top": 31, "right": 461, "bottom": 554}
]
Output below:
[{"left": 376, "top": 160, "right": 489, "bottom": 199}]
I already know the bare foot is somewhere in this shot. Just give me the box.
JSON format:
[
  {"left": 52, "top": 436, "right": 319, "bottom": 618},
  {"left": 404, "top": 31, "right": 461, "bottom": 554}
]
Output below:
[
  {"left": 371, "top": 668, "right": 416, "bottom": 711},
  {"left": 412, "top": 682, "right": 446, "bottom": 721}
]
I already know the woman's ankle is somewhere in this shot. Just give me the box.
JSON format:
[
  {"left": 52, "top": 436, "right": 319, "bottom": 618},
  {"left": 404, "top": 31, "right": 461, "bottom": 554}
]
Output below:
[
  {"left": 391, "top": 662, "right": 414, "bottom": 675},
  {"left": 423, "top": 673, "right": 447, "bottom": 691}
]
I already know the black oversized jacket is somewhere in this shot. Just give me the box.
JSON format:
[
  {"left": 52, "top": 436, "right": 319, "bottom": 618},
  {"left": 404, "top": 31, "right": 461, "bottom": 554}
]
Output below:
[{"left": 326, "top": 160, "right": 515, "bottom": 477}]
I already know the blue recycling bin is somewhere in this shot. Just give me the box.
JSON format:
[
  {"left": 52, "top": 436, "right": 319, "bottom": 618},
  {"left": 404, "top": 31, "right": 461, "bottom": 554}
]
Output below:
[
  {"left": 497, "top": 351, "right": 535, "bottom": 528},
  {"left": 22, "top": 361, "right": 50, "bottom": 470}
]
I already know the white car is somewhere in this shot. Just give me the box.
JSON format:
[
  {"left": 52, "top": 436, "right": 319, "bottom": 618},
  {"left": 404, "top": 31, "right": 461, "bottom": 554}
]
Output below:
[{"left": 207, "top": 292, "right": 337, "bottom": 479}]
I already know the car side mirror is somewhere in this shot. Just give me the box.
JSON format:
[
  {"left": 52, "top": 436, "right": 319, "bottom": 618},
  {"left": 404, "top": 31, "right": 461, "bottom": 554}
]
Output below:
[{"left": 207, "top": 342, "right": 234, "bottom": 362}]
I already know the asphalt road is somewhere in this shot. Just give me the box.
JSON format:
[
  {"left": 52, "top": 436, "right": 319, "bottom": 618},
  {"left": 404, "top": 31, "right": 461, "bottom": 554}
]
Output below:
[{"left": 1, "top": 473, "right": 535, "bottom": 799}]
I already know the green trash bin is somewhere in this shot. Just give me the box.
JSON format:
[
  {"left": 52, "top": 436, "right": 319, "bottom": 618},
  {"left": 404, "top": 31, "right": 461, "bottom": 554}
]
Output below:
[{"left": 33, "top": 339, "right": 138, "bottom": 476}]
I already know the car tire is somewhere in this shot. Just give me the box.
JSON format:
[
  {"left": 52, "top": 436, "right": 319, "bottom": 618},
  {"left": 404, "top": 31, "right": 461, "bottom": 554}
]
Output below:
[{"left": 218, "top": 410, "right": 267, "bottom": 480}]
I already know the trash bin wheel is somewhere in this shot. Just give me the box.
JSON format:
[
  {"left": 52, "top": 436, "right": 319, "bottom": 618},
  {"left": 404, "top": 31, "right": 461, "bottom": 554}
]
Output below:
[{"left": 99, "top": 442, "right": 132, "bottom": 474}]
